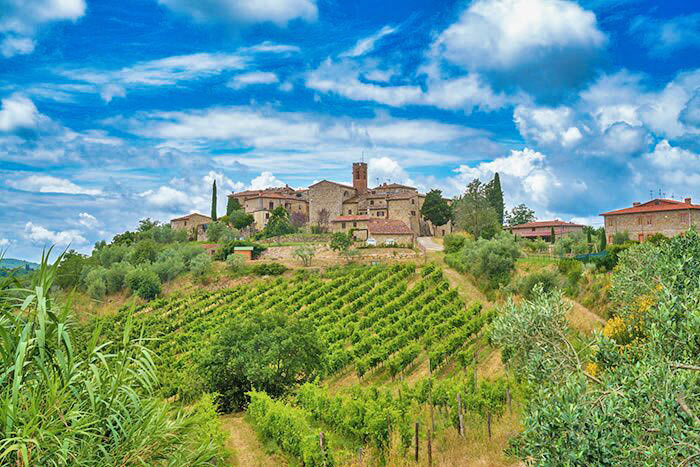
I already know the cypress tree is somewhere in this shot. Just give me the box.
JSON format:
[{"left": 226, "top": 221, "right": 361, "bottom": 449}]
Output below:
[
  {"left": 550, "top": 226, "right": 556, "bottom": 243},
  {"left": 211, "top": 180, "right": 218, "bottom": 221},
  {"left": 600, "top": 229, "right": 607, "bottom": 251},
  {"left": 486, "top": 173, "right": 505, "bottom": 225}
]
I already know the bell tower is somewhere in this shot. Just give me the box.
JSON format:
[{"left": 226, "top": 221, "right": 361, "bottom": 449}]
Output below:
[{"left": 352, "top": 162, "right": 367, "bottom": 194}]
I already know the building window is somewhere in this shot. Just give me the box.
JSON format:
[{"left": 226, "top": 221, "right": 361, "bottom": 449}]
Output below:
[
  {"left": 379, "top": 211, "right": 385, "bottom": 216},
  {"left": 348, "top": 209, "right": 352, "bottom": 215},
  {"left": 184, "top": 221, "right": 187, "bottom": 226},
  {"left": 411, "top": 211, "right": 416, "bottom": 216},
  {"left": 411, "top": 199, "right": 415, "bottom": 205},
  {"left": 638, "top": 233, "right": 644, "bottom": 242},
  {"left": 637, "top": 216, "right": 642, "bottom": 225},
  {"left": 647, "top": 216, "right": 652, "bottom": 225},
  {"left": 342, "top": 222, "right": 346, "bottom": 229},
  {"left": 265, "top": 213, "right": 270, "bottom": 219},
  {"left": 531, "top": 227, "right": 535, "bottom": 232},
  {"left": 269, "top": 202, "right": 274, "bottom": 209},
  {"left": 353, "top": 222, "right": 357, "bottom": 227},
  {"left": 370, "top": 200, "right": 374, "bottom": 205},
  {"left": 608, "top": 218, "right": 614, "bottom": 227}
]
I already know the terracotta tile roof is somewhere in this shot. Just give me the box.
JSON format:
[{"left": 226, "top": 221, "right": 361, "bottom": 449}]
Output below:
[
  {"left": 170, "top": 213, "right": 211, "bottom": 222},
  {"left": 516, "top": 229, "right": 580, "bottom": 237},
  {"left": 331, "top": 215, "right": 370, "bottom": 222},
  {"left": 387, "top": 193, "right": 419, "bottom": 201},
  {"left": 511, "top": 220, "right": 584, "bottom": 229},
  {"left": 368, "top": 219, "right": 414, "bottom": 235},
  {"left": 600, "top": 198, "right": 700, "bottom": 216}
]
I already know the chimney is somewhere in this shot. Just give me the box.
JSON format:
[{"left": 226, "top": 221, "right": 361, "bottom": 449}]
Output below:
[
  {"left": 685, "top": 197, "right": 692, "bottom": 204},
  {"left": 352, "top": 162, "right": 367, "bottom": 194},
  {"left": 632, "top": 202, "right": 640, "bottom": 206}
]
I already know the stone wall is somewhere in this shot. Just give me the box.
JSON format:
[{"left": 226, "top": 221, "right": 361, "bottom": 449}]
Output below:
[
  {"left": 373, "top": 233, "right": 414, "bottom": 246},
  {"left": 308, "top": 181, "right": 356, "bottom": 226},
  {"left": 170, "top": 214, "right": 210, "bottom": 231},
  {"left": 604, "top": 210, "right": 700, "bottom": 242},
  {"left": 387, "top": 197, "right": 420, "bottom": 233}
]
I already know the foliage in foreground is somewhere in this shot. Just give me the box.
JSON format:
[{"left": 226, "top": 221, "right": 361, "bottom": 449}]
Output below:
[
  {"left": 0, "top": 252, "right": 228, "bottom": 466},
  {"left": 493, "top": 232, "right": 700, "bottom": 465},
  {"left": 445, "top": 232, "right": 520, "bottom": 290}
]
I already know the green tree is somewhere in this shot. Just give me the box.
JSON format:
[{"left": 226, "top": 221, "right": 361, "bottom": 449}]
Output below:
[
  {"left": 226, "top": 196, "right": 242, "bottom": 216},
  {"left": 210, "top": 180, "right": 218, "bottom": 221},
  {"left": 600, "top": 229, "right": 607, "bottom": 251},
  {"left": 263, "top": 206, "right": 295, "bottom": 237},
  {"left": 485, "top": 173, "right": 505, "bottom": 225},
  {"left": 453, "top": 179, "right": 500, "bottom": 239},
  {"left": 505, "top": 204, "right": 536, "bottom": 226},
  {"left": 230, "top": 210, "right": 254, "bottom": 230},
  {"left": 55, "top": 250, "right": 89, "bottom": 289},
  {"left": 294, "top": 245, "right": 316, "bottom": 266},
  {"left": 130, "top": 239, "right": 158, "bottom": 264},
  {"left": 137, "top": 218, "right": 160, "bottom": 233},
  {"left": 613, "top": 231, "right": 630, "bottom": 244},
  {"left": 330, "top": 232, "right": 352, "bottom": 253},
  {"left": 550, "top": 226, "right": 556, "bottom": 243},
  {"left": 421, "top": 189, "right": 452, "bottom": 227},
  {"left": 199, "top": 310, "right": 324, "bottom": 412},
  {"left": 126, "top": 266, "right": 161, "bottom": 300}
]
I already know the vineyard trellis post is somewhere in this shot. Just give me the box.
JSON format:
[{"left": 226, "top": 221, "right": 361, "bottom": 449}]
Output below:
[
  {"left": 415, "top": 422, "right": 419, "bottom": 462},
  {"left": 319, "top": 431, "right": 326, "bottom": 466},
  {"left": 457, "top": 394, "right": 465, "bottom": 437},
  {"left": 428, "top": 428, "right": 433, "bottom": 467},
  {"left": 429, "top": 359, "right": 435, "bottom": 435},
  {"left": 487, "top": 413, "right": 492, "bottom": 440},
  {"left": 506, "top": 387, "right": 512, "bottom": 415}
]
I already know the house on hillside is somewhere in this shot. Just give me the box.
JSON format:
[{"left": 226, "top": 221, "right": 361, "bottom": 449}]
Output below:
[
  {"left": 170, "top": 213, "right": 211, "bottom": 241},
  {"left": 330, "top": 215, "right": 415, "bottom": 246},
  {"left": 600, "top": 198, "right": 700, "bottom": 243},
  {"left": 228, "top": 186, "right": 309, "bottom": 231},
  {"left": 510, "top": 220, "right": 584, "bottom": 242}
]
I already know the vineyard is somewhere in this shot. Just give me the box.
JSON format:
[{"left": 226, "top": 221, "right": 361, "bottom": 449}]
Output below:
[{"left": 90, "top": 263, "right": 506, "bottom": 464}]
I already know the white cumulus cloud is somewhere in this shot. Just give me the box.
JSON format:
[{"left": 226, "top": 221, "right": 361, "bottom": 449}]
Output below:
[
  {"left": 24, "top": 222, "right": 86, "bottom": 246},
  {"left": 8, "top": 175, "right": 102, "bottom": 195},
  {"left": 78, "top": 212, "right": 99, "bottom": 229},
  {"left": 0, "top": 94, "right": 41, "bottom": 131},
  {"left": 248, "top": 172, "right": 285, "bottom": 190}
]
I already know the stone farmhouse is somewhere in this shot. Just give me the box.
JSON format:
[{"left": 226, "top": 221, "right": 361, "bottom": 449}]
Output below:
[
  {"left": 511, "top": 220, "right": 584, "bottom": 242},
  {"left": 227, "top": 162, "right": 452, "bottom": 242},
  {"left": 330, "top": 216, "right": 416, "bottom": 245},
  {"left": 170, "top": 212, "right": 211, "bottom": 241},
  {"left": 601, "top": 198, "right": 700, "bottom": 243}
]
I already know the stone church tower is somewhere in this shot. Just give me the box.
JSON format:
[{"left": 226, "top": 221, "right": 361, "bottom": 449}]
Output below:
[{"left": 352, "top": 162, "right": 367, "bottom": 194}]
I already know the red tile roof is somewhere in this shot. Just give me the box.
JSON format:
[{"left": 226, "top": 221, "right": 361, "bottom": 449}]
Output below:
[
  {"left": 331, "top": 215, "right": 370, "bottom": 222},
  {"left": 372, "top": 183, "right": 417, "bottom": 190},
  {"left": 511, "top": 220, "right": 584, "bottom": 229},
  {"left": 368, "top": 219, "right": 414, "bottom": 235},
  {"left": 600, "top": 198, "right": 700, "bottom": 216},
  {"left": 170, "top": 213, "right": 211, "bottom": 222},
  {"left": 516, "top": 229, "right": 579, "bottom": 238},
  {"left": 308, "top": 180, "right": 355, "bottom": 190}
]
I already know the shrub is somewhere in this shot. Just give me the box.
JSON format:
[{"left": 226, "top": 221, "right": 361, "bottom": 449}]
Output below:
[
  {"left": 130, "top": 239, "right": 158, "bottom": 265},
  {"left": 126, "top": 267, "right": 161, "bottom": 300},
  {"left": 251, "top": 262, "right": 287, "bottom": 276},
  {"left": 225, "top": 253, "right": 246, "bottom": 273},
  {"left": 516, "top": 270, "right": 561, "bottom": 299},
  {"left": 105, "top": 261, "right": 134, "bottom": 294},
  {"left": 449, "top": 232, "right": 520, "bottom": 290},
  {"left": 151, "top": 254, "right": 184, "bottom": 283},
  {"left": 443, "top": 232, "right": 471, "bottom": 253},
  {"left": 612, "top": 231, "right": 630, "bottom": 245},
  {"left": 329, "top": 232, "right": 352, "bottom": 253},
  {"left": 522, "top": 238, "right": 547, "bottom": 253},
  {"left": 85, "top": 267, "right": 108, "bottom": 299},
  {"left": 594, "top": 243, "right": 634, "bottom": 271},
  {"left": 190, "top": 253, "right": 213, "bottom": 282},
  {"left": 294, "top": 245, "right": 315, "bottom": 266}
]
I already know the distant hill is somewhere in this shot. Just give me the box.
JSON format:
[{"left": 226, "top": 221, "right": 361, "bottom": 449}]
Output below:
[{"left": 0, "top": 258, "right": 39, "bottom": 275}]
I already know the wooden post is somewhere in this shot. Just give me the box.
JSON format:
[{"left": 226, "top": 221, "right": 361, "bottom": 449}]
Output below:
[
  {"left": 487, "top": 413, "right": 492, "bottom": 440},
  {"left": 427, "top": 428, "right": 433, "bottom": 467},
  {"left": 319, "top": 431, "right": 326, "bottom": 465},
  {"left": 457, "top": 394, "right": 465, "bottom": 437},
  {"left": 415, "top": 422, "right": 419, "bottom": 462},
  {"left": 429, "top": 359, "right": 435, "bottom": 434},
  {"left": 506, "top": 387, "right": 512, "bottom": 415}
]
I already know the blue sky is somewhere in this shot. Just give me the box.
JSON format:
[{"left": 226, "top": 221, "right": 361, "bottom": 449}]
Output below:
[{"left": 1, "top": 0, "right": 699, "bottom": 261}]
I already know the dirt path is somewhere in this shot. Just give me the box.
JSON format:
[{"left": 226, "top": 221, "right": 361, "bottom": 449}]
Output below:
[{"left": 220, "top": 413, "right": 286, "bottom": 466}]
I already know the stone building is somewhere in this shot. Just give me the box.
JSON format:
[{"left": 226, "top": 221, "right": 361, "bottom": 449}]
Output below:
[
  {"left": 511, "top": 220, "right": 584, "bottom": 242},
  {"left": 229, "top": 186, "right": 309, "bottom": 230},
  {"left": 330, "top": 215, "right": 415, "bottom": 245},
  {"left": 170, "top": 213, "right": 211, "bottom": 241},
  {"left": 600, "top": 198, "right": 700, "bottom": 243},
  {"left": 228, "top": 161, "right": 452, "bottom": 237}
]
